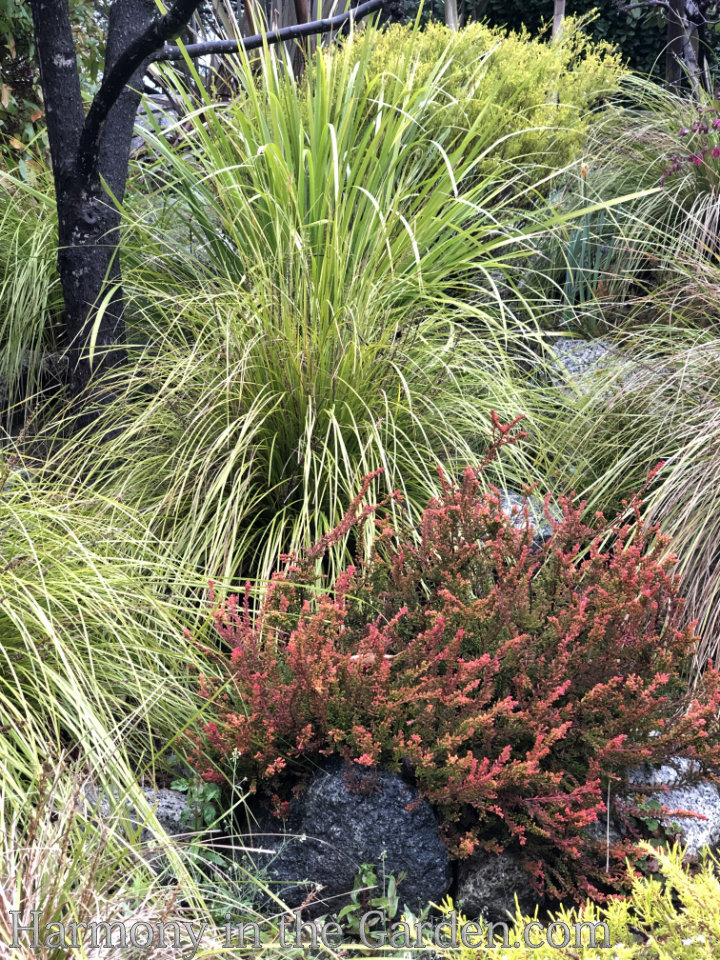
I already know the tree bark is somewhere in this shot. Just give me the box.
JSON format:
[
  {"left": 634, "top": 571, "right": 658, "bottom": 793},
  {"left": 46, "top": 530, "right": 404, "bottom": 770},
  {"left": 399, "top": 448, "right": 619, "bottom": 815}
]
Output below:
[
  {"left": 552, "top": 0, "right": 566, "bottom": 38},
  {"left": 664, "top": 0, "right": 684, "bottom": 87},
  {"left": 29, "top": 0, "right": 97, "bottom": 400},
  {"left": 29, "top": 0, "right": 197, "bottom": 412},
  {"left": 445, "top": 0, "right": 459, "bottom": 31}
]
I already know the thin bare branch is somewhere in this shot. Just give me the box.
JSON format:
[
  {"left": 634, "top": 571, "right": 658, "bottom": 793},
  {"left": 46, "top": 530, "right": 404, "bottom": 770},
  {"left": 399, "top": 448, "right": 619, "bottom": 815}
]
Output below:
[{"left": 153, "top": 0, "right": 384, "bottom": 61}]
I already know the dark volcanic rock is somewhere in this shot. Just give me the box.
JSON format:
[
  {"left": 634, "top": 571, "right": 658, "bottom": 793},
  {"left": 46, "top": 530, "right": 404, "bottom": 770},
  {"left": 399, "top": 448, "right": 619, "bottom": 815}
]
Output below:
[{"left": 248, "top": 760, "right": 452, "bottom": 917}]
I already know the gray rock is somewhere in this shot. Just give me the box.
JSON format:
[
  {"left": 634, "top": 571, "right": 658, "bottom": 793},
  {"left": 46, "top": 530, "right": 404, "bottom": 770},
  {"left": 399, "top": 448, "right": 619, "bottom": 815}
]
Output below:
[
  {"left": 627, "top": 759, "right": 720, "bottom": 856},
  {"left": 548, "top": 337, "right": 613, "bottom": 390},
  {"left": 499, "top": 490, "right": 555, "bottom": 545},
  {"left": 584, "top": 816, "right": 622, "bottom": 848},
  {"left": 1, "top": 464, "right": 31, "bottom": 493},
  {"left": 247, "top": 761, "right": 452, "bottom": 917},
  {"left": 82, "top": 785, "right": 191, "bottom": 841},
  {"left": 455, "top": 850, "right": 540, "bottom": 923},
  {"left": 139, "top": 787, "right": 190, "bottom": 838},
  {"left": 585, "top": 760, "right": 720, "bottom": 858}
]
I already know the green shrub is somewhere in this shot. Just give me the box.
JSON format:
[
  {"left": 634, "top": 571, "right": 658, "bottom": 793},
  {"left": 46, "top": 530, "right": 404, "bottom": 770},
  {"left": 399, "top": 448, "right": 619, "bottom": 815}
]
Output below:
[
  {"left": 407, "top": 0, "right": 668, "bottom": 79},
  {"left": 344, "top": 18, "right": 624, "bottom": 177}
]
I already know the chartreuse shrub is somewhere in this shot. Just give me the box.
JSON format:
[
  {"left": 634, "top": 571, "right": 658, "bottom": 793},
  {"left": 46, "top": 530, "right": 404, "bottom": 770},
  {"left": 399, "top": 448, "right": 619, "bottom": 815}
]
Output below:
[
  {"left": 341, "top": 18, "right": 624, "bottom": 177},
  {"left": 431, "top": 844, "right": 720, "bottom": 959},
  {"left": 59, "top": 32, "right": 553, "bottom": 583},
  {"left": 191, "top": 417, "right": 720, "bottom": 904}
]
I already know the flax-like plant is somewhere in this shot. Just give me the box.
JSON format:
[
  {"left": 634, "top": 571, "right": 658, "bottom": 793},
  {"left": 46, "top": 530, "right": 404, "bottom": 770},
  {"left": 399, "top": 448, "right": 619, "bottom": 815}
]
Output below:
[
  {"left": 551, "top": 76, "right": 720, "bottom": 297},
  {"left": 52, "top": 26, "right": 561, "bottom": 583}
]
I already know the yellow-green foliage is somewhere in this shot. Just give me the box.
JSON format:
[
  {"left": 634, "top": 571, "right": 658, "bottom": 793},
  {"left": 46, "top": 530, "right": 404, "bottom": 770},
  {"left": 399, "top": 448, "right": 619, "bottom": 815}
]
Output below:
[
  {"left": 430, "top": 844, "right": 720, "bottom": 959},
  {"left": 346, "top": 18, "right": 625, "bottom": 175}
]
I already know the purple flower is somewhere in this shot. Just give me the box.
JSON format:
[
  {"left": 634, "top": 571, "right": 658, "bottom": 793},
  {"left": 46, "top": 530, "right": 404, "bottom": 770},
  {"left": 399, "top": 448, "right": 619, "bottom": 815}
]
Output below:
[
  {"left": 691, "top": 153, "right": 704, "bottom": 166},
  {"left": 713, "top": 118, "right": 720, "bottom": 130},
  {"left": 679, "top": 126, "right": 688, "bottom": 136},
  {"left": 712, "top": 146, "right": 720, "bottom": 159}
]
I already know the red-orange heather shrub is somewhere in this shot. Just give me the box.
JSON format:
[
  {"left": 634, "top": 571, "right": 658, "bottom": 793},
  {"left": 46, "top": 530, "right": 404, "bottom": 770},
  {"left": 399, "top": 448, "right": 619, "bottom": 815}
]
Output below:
[{"left": 192, "top": 415, "right": 720, "bottom": 902}]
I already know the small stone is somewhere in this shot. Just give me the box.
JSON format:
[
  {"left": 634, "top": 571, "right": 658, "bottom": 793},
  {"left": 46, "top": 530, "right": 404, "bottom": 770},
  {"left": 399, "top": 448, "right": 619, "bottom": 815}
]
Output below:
[
  {"left": 455, "top": 850, "right": 540, "bottom": 923},
  {"left": 1, "top": 465, "right": 31, "bottom": 493},
  {"left": 628, "top": 759, "right": 720, "bottom": 856},
  {"left": 139, "top": 786, "right": 190, "bottom": 838},
  {"left": 548, "top": 337, "right": 613, "bottom": 390},
  {"left": 81, "top": 784, "right": 190, "bottom": 842},
  {"left": 499, "top": 489, "right": 554, "bottom": 545}
]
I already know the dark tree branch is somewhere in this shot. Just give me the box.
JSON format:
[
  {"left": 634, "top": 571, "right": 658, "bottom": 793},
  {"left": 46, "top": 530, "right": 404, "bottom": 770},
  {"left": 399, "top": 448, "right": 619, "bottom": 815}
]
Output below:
[
  {"left": 153, "top": 0, "right": 384, "bottom": 61},
  {"left": 77, "top": 0, "right": 204, "bottom": 182},
  {"left": 98, "top": 0, "right": 159, "bottom": 201}
]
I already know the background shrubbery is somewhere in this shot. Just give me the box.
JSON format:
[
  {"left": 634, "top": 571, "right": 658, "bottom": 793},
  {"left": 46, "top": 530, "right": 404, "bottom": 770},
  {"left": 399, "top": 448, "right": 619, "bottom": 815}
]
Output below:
[
  {"left": 410, "top": 0, "right": 672, "bottom": 78},
  {"left": 348, "top": 18, "right": 624, "bottom": 177}
]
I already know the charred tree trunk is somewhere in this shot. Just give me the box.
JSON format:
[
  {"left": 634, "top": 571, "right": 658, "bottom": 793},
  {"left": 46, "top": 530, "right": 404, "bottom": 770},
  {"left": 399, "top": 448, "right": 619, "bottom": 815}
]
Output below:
[
  {"left": 29, "top": 0, "right": 204, "bottom": 414},
  {"left": 29, "top": 0, "right": 114, "bottom": 404}
]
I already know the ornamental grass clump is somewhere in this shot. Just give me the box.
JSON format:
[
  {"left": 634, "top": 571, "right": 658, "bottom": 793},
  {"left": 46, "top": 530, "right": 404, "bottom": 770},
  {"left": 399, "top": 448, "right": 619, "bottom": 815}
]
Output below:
[
  {"left": 192, "top": 417, "right": 720, "bottom": 904},
  {"left": 61, "top": 29, "right": 551, "bottom": 584}
]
